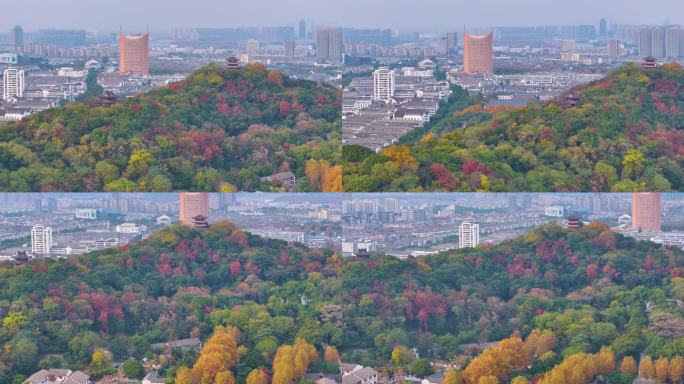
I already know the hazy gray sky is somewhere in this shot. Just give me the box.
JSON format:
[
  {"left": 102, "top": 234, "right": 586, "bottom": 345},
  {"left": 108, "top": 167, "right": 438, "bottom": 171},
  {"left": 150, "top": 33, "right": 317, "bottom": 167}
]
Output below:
[{"left": 2, "top": 0, "right": 681, "bottom": 32}]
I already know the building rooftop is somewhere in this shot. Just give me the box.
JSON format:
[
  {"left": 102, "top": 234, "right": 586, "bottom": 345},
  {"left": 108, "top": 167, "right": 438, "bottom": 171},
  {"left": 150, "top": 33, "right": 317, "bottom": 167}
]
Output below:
[
  {"left": 341, "top": 367, "right": 378, "bottom": 384},
  {"left": 150, "top": 337, "right": 201, "bottom": 350}
]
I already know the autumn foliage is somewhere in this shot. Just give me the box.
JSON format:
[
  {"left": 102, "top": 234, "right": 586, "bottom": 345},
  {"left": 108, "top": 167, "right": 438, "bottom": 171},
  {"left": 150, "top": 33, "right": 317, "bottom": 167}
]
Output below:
[
  {"left": 619, "top": 356, "right": 637, "bottom": 375},
  {"left": 0, "top": 63, "right": 341, "bottom": 192},
  {"left": 305, "top": 160, "right": 342, "bottom": 192},
  {"left": 380, "top": 145, "right": 419, "bottom": 172},
  {"left": 523, "top": 329, "right": 556, "bottom": 358},
  {"left": 272, "top": 339, "right": 318, "bottom": 384},
  {"left": 462, "top": 336, "right": 528, "bottom": 384},
  {"left": 175, "top": 327, "right": 241, "bottom": 384},
  {"left": 324, "top": 346, "right": 340, "bottom": 362},
  {"left": 246, "top": 368, "right": 269, "bottom": 384},
  {"left": 343, "top": 63, "right": 684, "bottom": 192},
  {"left": 537, "top": 347, "right": 615, "bottom": 384},
  {"left": 640, "top": 356, "right": 655, "bottom": 379}
]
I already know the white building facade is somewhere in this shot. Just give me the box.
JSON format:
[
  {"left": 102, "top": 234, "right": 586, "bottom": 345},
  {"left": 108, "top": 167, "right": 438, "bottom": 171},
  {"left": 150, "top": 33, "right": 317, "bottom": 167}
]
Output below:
[
  {"left": 372, "top": 67, "right": 395, "bottom": 102},
  {"left": 459, "top": 221, "right": 480, "bottom": 249},
  {"left": 3, "top": 67, "right": 25, "bottom": 101},
  {"left": 31, "top": 225, "right": 53, "bottom": 255}
]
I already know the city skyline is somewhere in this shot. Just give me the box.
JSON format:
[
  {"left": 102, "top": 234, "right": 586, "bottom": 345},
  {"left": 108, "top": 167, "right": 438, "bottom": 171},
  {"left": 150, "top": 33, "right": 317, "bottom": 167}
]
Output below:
[
  {"left": 2, "top": 192, "right": 682, "bottom": 260},
  {"left": 1, "top": 0, "right": 682, "bottom": 32},
  {"left": 2, "top": 1, "right": 684, "bottom": 381},
  {"left": 1, "top": 191, "right": 683, "bottom": 383}
]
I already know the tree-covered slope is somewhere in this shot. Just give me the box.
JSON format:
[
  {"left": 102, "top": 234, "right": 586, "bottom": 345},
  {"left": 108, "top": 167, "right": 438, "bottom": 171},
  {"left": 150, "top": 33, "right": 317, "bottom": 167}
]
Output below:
[
  {"left": 2, "top": 221, "right": 684, "bottom": 383},
  {"left": 343, "top": 63, "right": 684, "bottom": 192},
  {"left": 0, "top": 63, "right": 341, "bottom": 192}
]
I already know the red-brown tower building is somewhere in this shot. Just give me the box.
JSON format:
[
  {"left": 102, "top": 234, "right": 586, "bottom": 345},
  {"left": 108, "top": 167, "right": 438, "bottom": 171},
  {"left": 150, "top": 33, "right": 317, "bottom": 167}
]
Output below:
[
  {"left": 463, "top": 33, "right": 493, "bottom": 75},
  {"left": 632, "top": 192, "right": 662, "bottom": 232},
  {"left": 119, "top": 32, "right": 149, "bottom": 75},
  {"left": 179, "top": 192, "right": 209, "bottom": 226}
]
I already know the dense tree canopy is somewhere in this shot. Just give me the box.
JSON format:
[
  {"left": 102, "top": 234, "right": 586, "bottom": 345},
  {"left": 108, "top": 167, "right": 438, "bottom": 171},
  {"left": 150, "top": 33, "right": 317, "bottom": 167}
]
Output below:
[
  {"left": 0, "top": 63, "right": 341, "bottom": 192},
  {"left": 343, "top": 63, "right": 684, "bottom": 192},
  {"left": 1, "top": 221, "right": 684, "bottom": 383}
]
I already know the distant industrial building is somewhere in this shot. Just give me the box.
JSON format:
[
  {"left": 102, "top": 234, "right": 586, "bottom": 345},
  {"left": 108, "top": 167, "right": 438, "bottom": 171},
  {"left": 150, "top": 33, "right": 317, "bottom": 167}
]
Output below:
[
  {"left": 299, "top": 20, "right": 307, "bottom": 39},
  {"left": 284, "top": 40, "right": 296, "bottom": 59},
  {"left": 446, "top": 32, "right": 458, "bottom": 55},
  {"left": 10, "top": 25, "right": 23, "bottom": 51},
  {"left": 600, "top": 19, "right": 608, "bottom": 37}
]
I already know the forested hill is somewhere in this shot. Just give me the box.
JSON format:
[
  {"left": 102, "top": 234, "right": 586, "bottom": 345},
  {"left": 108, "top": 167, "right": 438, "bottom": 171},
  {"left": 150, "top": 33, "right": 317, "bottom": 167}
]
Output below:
[
  {"left": 2, "top": 221, "right": 684, "bottom": 383},
  {"left": 343, "top": 62, "right": 684, "bottom": 192},
  {"left": 0, "top": 63, "right": 341, "bottom": 192}
]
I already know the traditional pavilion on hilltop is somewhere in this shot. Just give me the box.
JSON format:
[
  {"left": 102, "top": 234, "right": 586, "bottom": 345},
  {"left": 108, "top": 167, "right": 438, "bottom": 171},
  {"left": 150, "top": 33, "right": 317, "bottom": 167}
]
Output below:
[
  {"left": 226, "top": 57, "right": 241, "bottom": 69},
  {"left": 192, "top": 214, "right": 210, "bottom": 229},
  {"left": 566, "top": 216, "right": 584, "bottom": 230}
]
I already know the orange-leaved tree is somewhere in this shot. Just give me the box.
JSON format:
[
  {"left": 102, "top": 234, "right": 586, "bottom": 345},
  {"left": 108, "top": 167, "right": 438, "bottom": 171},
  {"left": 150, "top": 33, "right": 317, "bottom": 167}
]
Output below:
[
  {"left": 324, "top": 346, "right": 340, "bottom": 362},
  {"left": 619, "top": 356, "right": 637, "bottom": 375},
  {"left": 246, "top": 368, "right": 269, "bottom": 384},
  {"left": 462, "top": 336, "right": 528, "bottom": 384},
  {"left": 272, "top": 339, "right": 318, "bottom": 384},
  {"left": 175, "top": 326, "right": 241, "bottom": 384}
]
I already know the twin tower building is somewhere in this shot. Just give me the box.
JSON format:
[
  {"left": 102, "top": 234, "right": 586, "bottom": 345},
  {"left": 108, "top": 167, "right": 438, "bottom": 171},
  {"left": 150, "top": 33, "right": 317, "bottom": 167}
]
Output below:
[{"left": 117, "top": 30, "right": 491, "bottom": 79}]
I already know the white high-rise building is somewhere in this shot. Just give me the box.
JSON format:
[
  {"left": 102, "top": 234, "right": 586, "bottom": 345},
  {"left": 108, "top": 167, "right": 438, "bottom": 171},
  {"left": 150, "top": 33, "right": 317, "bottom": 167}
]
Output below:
[
  {"left": 459, "top": 221, "right": 480, "bottom": 249},
  {"left": 31, "top": 225, "right": 53, "bottom": 255},
  {"left": 372, "top": 67, "right": 395, "bottom": 102},
  {"left": 3, "top": 67, "right": 25, "bottom": 101}
]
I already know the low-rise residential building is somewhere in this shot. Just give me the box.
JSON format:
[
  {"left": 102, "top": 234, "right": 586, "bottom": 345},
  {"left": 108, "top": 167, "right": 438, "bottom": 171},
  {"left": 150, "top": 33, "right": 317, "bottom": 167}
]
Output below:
[
  {"left": 260, "top": 171, "right": 296, "bottom": 191},
  {"left": 141, "top": 371, "right": 167, "bottom": 384},
  {"left": 115, "top": 223, "right": 147, "bottom": 234},
  {"left": 343, "top": 62, "right": 450, "bottom": 150},
  {"left": 150, "top": 337, "right": 202, "bottom": 352},
  {"left": 341, "top": 367, "right": 378, "bottom": 384},
  {"left": 24, "top": 369, "right": 90, "bottom": 384},
  {"left": 421, "top": 372, "right": 444, "bottom": 384}
]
